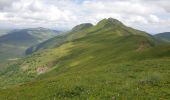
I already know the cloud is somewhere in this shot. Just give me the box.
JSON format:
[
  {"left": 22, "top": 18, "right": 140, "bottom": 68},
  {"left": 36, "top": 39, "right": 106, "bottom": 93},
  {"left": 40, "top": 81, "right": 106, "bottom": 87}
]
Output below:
[
  {"left": 0, "top": 0, "right": 17, "bottom": 10},
  {"left": 0, "top": 0, "right": 170, "bottom": 33}
]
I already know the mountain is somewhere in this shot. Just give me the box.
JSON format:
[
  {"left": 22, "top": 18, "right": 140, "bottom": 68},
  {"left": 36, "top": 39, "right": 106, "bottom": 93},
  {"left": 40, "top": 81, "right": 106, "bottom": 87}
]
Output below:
[
  {"left": 25, "top": 33, "right": 67, "bottom": 55},
  {"left": 0, "top": 18, "right": 170, "bottom": 99},
  {"left": 26, "top": 19, "right": 157, "bottom": 55},
  {"left": 71, "top": 23, "right": 93, "bottom": 32},
  {"left": 154, "top": 32, "right": 170, "bottom": 42},
  {"left": 0, "top": 27, "right": 61, "bottom": 62},
  {"left": 0, "top": 29, "right": 11, "bottom": 36},
  {"left": 25, "top": 23, "right": 93, "bottom": 55}
]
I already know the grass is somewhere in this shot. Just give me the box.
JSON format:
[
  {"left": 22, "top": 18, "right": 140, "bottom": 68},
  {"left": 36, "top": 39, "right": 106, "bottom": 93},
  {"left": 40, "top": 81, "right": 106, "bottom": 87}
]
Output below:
[
  {"left": 0, "top": 58, "right": 170, "bottom": 100},
  {"left": 1, "top": 34, "right": 170, "bottom": 99},
  {"left": 0, "top": 18, "right": 170, "bottom": 100}
]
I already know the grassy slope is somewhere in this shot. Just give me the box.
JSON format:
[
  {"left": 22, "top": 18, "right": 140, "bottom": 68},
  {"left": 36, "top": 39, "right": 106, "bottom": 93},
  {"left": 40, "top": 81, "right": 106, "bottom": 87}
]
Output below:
[
  {"left": 1, "top": 58, "right": 170, "bottom": 100},
  {"left": 1, "top": 35, "right": 170, "bottom": 100},
  {"left": 154, "top": 32, "right": 170, "bottom": 42},
  {"left": 0, "top": 18, "right": 170, "bottom": 99},
  {"left": 25, "top": 23, "right": 94, "bottom": 55},
  {"left": 25, "top": 34, "right": 67, "bottom": 55}
]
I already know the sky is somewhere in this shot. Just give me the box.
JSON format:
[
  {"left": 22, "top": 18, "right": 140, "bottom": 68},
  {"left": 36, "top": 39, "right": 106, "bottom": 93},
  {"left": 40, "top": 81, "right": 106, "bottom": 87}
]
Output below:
[{"left": 0, "top": 0, "right": 170, "bottom": 33}]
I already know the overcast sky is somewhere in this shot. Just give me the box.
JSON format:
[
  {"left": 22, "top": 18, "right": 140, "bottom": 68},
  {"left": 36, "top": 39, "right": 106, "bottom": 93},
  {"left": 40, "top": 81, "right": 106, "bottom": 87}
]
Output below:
[{"left": 0, "top": 0, "right": 170, "bottom": 33}]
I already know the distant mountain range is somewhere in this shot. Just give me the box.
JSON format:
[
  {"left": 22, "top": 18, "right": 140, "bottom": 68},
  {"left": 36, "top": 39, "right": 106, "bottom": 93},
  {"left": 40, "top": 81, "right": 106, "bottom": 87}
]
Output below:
[{"left": 0, "top": 27, "right": 61, "bottom": 62}]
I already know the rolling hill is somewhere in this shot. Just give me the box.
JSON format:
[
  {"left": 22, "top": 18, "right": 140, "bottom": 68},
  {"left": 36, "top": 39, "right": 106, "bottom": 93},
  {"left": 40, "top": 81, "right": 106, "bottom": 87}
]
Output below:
[
  {"left": 0, "top": 27, "right": 61, "bottom": 63},
  {"left": 154, "top": 32, "right": 170, "bottom": 42},
  {"left": 0, "top": 18, "right": 170, "bottom": 99}
]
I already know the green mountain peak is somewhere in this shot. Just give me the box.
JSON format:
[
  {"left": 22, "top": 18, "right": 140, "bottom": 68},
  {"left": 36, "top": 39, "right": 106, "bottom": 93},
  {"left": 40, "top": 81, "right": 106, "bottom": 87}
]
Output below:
[
  {"left": 107, "top": 17, "right": 123, "bottom": 25},
  {"left": 96, "top": 18, "right": 124, "bottom": 28},
  {"left": 72, "top": 23, "right": 93, "bottom": 32}
]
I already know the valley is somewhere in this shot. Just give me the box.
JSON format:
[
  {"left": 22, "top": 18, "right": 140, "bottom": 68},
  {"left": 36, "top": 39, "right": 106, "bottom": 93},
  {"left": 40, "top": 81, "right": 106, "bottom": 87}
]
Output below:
[{"left": 0, "top": 27, "right": 61, "bottom": 63}]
